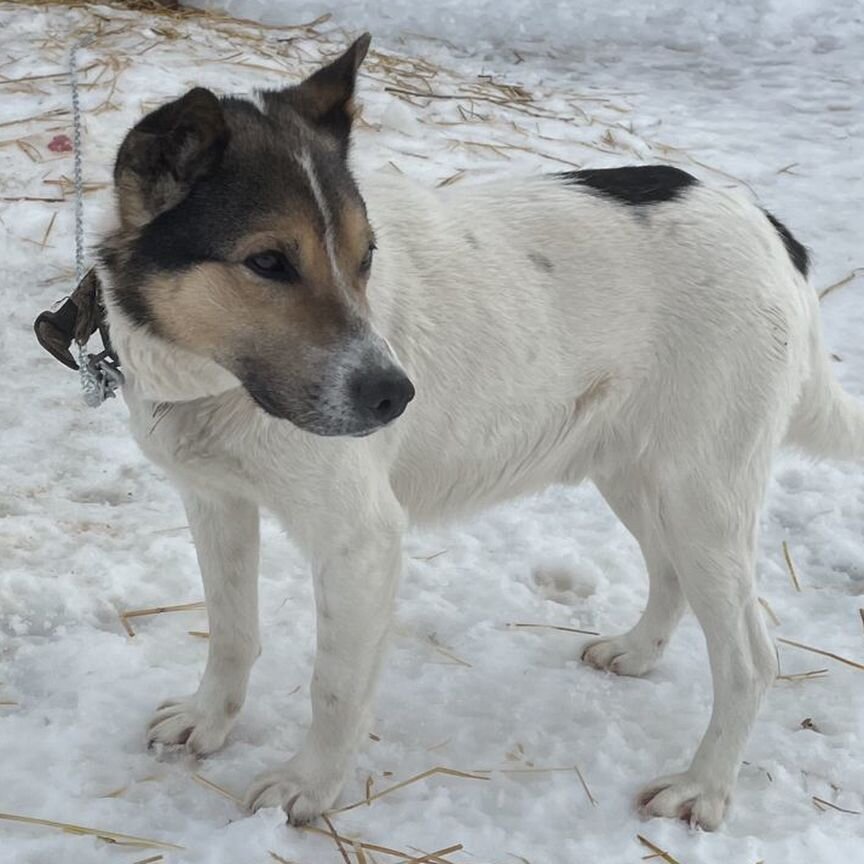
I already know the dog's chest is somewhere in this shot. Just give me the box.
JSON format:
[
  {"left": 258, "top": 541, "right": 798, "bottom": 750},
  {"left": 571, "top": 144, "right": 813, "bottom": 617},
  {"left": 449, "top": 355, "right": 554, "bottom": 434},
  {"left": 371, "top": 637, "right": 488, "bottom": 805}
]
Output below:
[{"left": 125, "top": 386, "right": 265, "bottom": 492}]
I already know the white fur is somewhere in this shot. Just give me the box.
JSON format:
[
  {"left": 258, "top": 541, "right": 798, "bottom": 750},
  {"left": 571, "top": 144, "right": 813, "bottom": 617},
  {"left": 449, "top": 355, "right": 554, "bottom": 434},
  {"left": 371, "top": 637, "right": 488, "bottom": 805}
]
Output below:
[
  {"left": 247, "top": 89, "right": 268, "bottom": 115},
  {"left": 299, "top": 148, "right": 349, "bottom": 294},
  {"left": 103, "top": 172, "right": 864, "bottom": 829}
]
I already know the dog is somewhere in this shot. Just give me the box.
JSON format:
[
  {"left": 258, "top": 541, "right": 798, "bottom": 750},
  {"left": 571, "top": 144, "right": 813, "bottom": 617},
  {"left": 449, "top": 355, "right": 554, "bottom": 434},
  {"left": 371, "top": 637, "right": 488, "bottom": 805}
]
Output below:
[{"left": 93, "top": 33, "right": 864, "bottom": 830}]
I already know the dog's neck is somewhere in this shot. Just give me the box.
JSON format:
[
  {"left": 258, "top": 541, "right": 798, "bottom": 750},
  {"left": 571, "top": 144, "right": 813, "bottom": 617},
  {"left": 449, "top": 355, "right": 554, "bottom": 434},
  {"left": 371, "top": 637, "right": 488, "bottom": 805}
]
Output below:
[{"left": 97, "top": 264, "right": 241, "bottom": 404}]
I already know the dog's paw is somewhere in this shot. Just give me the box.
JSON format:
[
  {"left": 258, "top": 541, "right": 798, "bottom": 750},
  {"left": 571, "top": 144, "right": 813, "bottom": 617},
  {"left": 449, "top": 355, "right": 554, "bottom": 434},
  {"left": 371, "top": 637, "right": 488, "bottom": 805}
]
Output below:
[
  {"left": 147, "top": 694, "right": 238, "bottom": 757},
  {"left": 245, "top": 754, "right": 348, "bottom": 824},
  {"left": 637, "top": 772, "right": 730, "bottom": 831},
  {"left": 581, "top": 634, "right": 663, "bottom": 677}
]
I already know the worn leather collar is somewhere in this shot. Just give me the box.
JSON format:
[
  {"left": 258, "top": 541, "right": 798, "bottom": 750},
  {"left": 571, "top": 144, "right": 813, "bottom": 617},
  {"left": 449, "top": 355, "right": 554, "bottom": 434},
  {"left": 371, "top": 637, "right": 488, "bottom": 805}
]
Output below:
[{"left": 34, "top": 267, "right": 118, "bottom": 372}]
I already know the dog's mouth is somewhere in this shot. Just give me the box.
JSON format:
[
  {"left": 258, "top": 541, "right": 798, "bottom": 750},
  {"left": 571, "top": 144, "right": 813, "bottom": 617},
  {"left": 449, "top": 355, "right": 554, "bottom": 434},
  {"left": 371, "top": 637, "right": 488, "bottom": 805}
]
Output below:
[{"left": 245, "top": 383, "right": 282, "bottom": 418}]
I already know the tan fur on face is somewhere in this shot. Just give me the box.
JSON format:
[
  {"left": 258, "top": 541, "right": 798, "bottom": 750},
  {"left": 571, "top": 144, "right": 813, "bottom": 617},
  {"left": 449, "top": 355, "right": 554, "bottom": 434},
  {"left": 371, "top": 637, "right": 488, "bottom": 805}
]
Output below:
[
  {"left": 335, "top": 201, "right": 375, "bottom": 302},
  {"left": 147, "top": 263, "right": 350, "bottom": 366},
  {"left": 146, "top": 197, "right": 374, "bottom": 366}
]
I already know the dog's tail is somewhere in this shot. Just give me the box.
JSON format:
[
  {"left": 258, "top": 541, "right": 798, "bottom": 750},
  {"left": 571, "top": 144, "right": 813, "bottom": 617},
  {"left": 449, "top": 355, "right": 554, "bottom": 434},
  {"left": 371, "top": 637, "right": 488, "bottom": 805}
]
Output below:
[{"left": 786, "top": 312, "right": 864, "bottom": 463}]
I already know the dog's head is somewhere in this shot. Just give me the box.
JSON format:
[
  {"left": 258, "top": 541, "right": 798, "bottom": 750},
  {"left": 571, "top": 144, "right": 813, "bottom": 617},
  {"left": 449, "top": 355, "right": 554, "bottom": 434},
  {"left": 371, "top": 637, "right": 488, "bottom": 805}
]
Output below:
[{"left": 99, "top": 34, "right": 414, "bottom": 436}]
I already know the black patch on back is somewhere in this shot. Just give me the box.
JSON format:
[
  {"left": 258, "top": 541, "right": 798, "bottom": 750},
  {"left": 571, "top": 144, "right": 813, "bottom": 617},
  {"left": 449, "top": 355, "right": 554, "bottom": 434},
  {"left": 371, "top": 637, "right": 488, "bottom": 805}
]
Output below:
[
  {"left": 560, "top": 165, "right": 698, "bottom": 206},
  {"left": 763, "top": 210, "right": 809, "bottom": 278}
]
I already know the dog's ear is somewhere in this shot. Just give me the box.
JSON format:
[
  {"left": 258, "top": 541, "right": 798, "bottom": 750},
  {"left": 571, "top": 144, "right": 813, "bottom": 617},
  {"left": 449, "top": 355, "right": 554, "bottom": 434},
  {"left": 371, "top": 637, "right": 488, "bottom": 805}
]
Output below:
[
  {"left": 269, "top": 33, "right": 370, "bottom": 154},
  {"left": 113, "top": 87, "right": 229, "bottom": 228}
]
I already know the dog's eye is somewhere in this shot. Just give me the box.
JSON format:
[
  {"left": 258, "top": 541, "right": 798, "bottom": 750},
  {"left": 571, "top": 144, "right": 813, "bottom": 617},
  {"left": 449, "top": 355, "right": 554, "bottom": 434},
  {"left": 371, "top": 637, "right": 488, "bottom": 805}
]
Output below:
[
  {"left": 244, "top": 251, "right": 299, "bottom": 283},
  {"left": 360, "top": 243, "right": 375, "bottom": 275}
]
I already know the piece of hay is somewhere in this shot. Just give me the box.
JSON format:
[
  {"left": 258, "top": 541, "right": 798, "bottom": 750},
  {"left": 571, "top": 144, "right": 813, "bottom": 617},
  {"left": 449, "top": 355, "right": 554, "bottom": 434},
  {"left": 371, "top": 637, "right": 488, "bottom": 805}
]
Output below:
[
  {"left": 574, "top": 764, "right": 597, "bottom": 807},
  {"left": 322, "top": 813, "right": 352, "bottom": 864},
  {"left": 812, "top": 796, "right": 861, "bottom": 815},
  {"left": 411, "top": 549, "right": 448, "bottom": 561},
  {"left": 301, "top": 825, "right": 460, "bottom": 864},
  {"left": 777, "top": 668, "right": 829, "bottom": 683},
  {"left": 637, "top": 834, "right": 682, "bottom": 864},
  {"left": 507, "top": 622, "right": 600, "bottom": 636},
  {"left": 331, "top": 767, "right": 488, "bottom": 815},
  {"left": 98, "top": 775, "right": 160, "bottom": 799},
  {"left": 470, "top": 764, "right": 596, "bottom": 806},
  {"left": 119, "top": 600, "right": 206, "bottom": 637},
  {"left": 777, "top": 637, "right": 864, "bottom": 672},
  {"left": 39, "top": 211, "right": 57, "bottom": 248},
  {"left": 0, "top": 811, "right": 183, "bottom": 850},
  {"left": 426, "top": 636, "right": 471, "bottom": 668},
  {"left": 782, "top": 541, "right": 802, "bottom": 592},
  {"left": 192, "top": 773, "right": 242, "bottom": 804},
  {"left": 819, "top": 267, "right": 863, "bottom": 301},
  {"left": 403, "top": 845, "right": 463, "bottom": 864},
  {"left": 758, "top": 596, "right": 781, "bottom": 626}
]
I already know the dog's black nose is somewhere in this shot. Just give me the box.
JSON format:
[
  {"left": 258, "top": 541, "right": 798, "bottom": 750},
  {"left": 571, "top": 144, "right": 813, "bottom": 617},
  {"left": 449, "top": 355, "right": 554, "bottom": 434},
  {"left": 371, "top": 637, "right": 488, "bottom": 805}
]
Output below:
[{"left": 351, "top": 370, "right": 415, "bottom": 425}]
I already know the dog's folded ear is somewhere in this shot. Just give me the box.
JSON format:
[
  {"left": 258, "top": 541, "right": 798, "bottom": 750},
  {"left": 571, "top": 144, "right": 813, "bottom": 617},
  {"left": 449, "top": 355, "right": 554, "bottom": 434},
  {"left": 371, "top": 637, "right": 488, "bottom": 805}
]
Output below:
[
  {"left": 113, "top": 87, "right": 229, "bottom": 228},
  {"left": 267, "top": 33, "right": 371, "bottom": 155}
]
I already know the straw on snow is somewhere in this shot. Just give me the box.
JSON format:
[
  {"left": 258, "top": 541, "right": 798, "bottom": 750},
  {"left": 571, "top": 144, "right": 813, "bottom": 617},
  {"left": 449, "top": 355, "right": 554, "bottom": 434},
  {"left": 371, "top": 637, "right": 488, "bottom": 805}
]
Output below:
[
  {"left": 468, "top": 764, "right": 597, "bottom": 806},
  {"left": 323, "top": 813, "right": 353, "bottom": 864},
  {"left": 330, "top": 766, "right": 488, "bottom": 815},
  {"left": 12, "top": 0, "right": 726, "bottom": 199},
  {"left": 119, "top": 600, "right": 206, "bottom": 636},
  {"left": 194, "top": 771, "right": 464, "bottom": 862},
  {"left": 637, "top": 834, "right": 683, "bottom": 864},
  {"left": 819, "top": 267, "right": 864, "bottom": 301},
  {"left": 0, "top": 811, "right": 183, "bottom": 850},
  {"left": 811, "top": 796, "right": 862, "bottom": 815},
  {"left": 191, "top": 772, "right": 242, "bottom": 803},
  {"left": 301, "top": 825, "right": 462, "bottom": 864},
  {"left": 758, "top": 596, "right": 781, "bottom": 626},
  {"left": 776, "top": 668, "right": 829, "bottom": 683},
  {"left": 782, "top": 541, "right": 803, "bottom": 592},
  {"left": 507, "top": 622, "right": 600, "bottom": 636},
  {"left": 776, "top": 637, "right": 864, "bottom": 672}
]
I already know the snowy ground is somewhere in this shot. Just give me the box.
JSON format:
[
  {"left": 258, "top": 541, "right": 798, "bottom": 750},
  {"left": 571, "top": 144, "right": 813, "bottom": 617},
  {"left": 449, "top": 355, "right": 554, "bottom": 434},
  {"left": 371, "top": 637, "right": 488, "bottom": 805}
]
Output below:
[{"left": 1, "top": 1, "right": 863, "bottom": 862}]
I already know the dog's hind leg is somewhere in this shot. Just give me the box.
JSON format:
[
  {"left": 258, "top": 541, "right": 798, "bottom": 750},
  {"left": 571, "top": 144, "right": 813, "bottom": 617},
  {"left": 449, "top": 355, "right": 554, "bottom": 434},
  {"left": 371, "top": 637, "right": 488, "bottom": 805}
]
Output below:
[
  {"left": 636, "top": 455, "right": 777, "bottom": 830},
  {"left": 581, "top": 470, "right": 686, "bottom": 676},
  {"left": 245, "top": 481, "right": 406, "bottom": 824},
  {"left": 148, "top": 488, "right": 260, "bottom": 756}
]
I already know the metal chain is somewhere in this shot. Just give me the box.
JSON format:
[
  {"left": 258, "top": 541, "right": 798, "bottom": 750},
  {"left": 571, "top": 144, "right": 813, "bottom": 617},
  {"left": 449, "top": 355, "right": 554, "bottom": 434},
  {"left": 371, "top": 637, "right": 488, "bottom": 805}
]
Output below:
[
  {"left": 70, "top": 37, "right": 91, "bottom": 285},
  {"left": 69, "top": 36, "right": 122, "bottom": 407}
]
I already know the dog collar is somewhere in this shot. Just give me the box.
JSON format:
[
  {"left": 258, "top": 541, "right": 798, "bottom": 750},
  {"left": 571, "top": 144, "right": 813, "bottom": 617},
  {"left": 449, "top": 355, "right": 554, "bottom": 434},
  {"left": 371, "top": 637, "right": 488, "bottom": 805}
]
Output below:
[{"left": 34, "top": 267, "right": 124, "bottom": 404}]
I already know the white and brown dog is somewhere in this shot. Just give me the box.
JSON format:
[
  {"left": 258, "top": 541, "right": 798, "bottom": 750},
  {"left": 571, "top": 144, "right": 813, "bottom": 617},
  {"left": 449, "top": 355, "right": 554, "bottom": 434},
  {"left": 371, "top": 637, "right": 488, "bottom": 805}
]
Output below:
[{"left": 94, "top": 34, "right": 864, "bottom": 830}]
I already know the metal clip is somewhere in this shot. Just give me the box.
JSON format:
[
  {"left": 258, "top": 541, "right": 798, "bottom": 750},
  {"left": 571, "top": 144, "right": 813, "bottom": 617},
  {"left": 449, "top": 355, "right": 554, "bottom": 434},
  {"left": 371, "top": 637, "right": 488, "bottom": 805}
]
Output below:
[{"left": 82, "top": 350, "right": 125, "bottom": 407}]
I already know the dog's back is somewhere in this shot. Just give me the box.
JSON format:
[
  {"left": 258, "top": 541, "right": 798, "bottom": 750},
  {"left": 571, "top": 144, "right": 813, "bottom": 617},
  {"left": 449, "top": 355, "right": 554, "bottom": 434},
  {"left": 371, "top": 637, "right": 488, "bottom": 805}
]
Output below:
[{"left": 363, "top": 170, "right": 826, "bottom": 522}]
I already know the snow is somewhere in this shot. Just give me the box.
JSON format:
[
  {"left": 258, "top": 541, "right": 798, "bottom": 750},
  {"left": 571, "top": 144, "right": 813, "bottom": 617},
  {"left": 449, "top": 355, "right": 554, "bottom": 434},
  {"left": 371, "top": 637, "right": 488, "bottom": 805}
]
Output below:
[
  {"left": 1, "top": 1, "right": 863, "bottom": 862},
  {"left": 189, "top": 0, "right": 864, "bottom": 54}
]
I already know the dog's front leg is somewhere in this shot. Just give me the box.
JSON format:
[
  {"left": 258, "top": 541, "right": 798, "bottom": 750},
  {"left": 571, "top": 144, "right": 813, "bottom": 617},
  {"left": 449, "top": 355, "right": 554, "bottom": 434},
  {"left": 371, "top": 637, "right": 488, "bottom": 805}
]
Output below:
[
  {"left": 148, "top": 488, "right": 260, "bottom": 755},
  {"left": 246, "top": 491, "right": 405, "bottom": 824}
]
